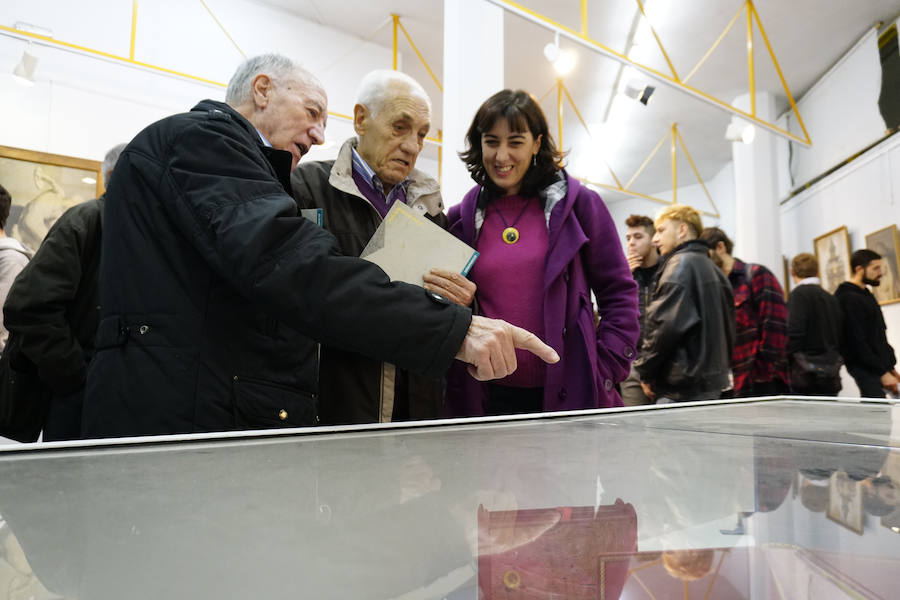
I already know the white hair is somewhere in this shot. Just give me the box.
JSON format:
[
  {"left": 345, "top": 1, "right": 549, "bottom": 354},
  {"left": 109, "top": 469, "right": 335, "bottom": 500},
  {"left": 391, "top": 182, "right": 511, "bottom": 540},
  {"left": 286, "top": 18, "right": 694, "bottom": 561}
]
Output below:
[
  {"left": 355, "top": 70, "right": 431, "bottom": 117},
  {"left": 102, "top": 143, "right": 128, "bottom": 186},
  {"left": 225, "top": 53, "right": 322, "bottom": 106}
]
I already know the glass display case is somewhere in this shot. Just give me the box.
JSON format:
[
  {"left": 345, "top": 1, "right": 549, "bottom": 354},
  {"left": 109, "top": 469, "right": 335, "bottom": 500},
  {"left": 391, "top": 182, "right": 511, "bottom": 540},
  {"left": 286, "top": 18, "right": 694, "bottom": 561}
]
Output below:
[{"left": 0, "top": 397, "right": 898, "bottom": 599}]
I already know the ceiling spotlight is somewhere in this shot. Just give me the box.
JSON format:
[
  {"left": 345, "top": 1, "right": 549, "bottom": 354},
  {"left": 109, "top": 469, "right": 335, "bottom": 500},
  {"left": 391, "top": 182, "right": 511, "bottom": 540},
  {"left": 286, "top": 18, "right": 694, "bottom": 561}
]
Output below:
[
  {"left": 725, "top": 120, "right": 756, "bottom": 144},
  {"left": 552, "top": 51, "right": 576, "bottom": 76},
  {"left": 11, "top": 46, "right": 38, "bottom": 87},
  {"left": 621, "top": 82, "right": 655, "bottom": 106},
  {"left": 543, "top": 41, "right": 560, "bottom": 63},
  {"left": 543, "top": 32, "right": 576, "bottom": 77}
]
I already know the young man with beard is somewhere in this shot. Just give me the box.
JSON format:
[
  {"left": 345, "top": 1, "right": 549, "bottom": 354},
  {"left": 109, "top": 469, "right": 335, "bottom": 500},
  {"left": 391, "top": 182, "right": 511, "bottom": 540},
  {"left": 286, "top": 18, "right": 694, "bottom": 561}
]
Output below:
[
  {"left": 835, "top": 249, "right": 899, "bottom": 398},
  {"left": 634, "top": 205, "right": 734, "bottom": 402},
  {"left": 620, "top": 214, "right": 659, "bottom": 406}
]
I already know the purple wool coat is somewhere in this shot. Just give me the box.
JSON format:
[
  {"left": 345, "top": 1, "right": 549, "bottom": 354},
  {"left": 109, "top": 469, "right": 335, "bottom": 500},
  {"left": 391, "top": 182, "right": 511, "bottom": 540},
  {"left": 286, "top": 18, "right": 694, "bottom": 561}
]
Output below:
[{"left": 445, "top": 172, "right": 639, "bottom": 415}]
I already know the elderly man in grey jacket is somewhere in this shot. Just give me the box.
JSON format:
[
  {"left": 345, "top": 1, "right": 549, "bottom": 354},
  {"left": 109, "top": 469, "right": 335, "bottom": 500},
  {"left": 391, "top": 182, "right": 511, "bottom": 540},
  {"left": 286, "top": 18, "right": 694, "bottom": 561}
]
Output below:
[{"left": 292, "top": 70, "right": 475, "bottom": 425}]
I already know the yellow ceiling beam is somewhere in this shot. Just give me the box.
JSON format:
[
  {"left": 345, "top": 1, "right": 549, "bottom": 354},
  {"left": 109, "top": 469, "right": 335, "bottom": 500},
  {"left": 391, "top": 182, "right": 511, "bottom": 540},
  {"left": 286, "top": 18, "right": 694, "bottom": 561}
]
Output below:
[
  {"left": 391, "top": 14, "right": 443, "bottom": 93},
  {"left": 635, "top": 0, "right": 680, "bottom": 81},
  {"left": 484, "top": 0, "right": 812, "bottom": 147},
  {"left": 556, "top": 79, "right": 718, "bottom": 216}
]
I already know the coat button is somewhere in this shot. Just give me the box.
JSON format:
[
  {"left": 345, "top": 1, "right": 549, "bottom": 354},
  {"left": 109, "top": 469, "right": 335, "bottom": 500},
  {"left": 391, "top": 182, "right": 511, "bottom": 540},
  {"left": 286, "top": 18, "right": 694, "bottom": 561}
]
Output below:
[
  {"left": 558, "top": 388, "right": 567, "bottom": 400},
  {"left": 604, "top": 379, "right": 613, "bottom": 391},
  {"left": 562, "top": 327, "right": 567, "bottom": 335},
  {"left": 624, "top": 347, "right": 635, "bottom": 359},
  {"left": 278, "top": 409, "right": 288, "bottom": 421},
  {"left": 139, "top": 325, "right": 150, "bottom": 335}
]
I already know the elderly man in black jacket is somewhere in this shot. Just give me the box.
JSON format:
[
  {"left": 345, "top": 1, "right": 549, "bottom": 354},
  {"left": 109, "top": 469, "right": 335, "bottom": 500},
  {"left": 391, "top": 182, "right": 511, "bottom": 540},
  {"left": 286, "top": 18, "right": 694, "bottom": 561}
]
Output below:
[
  {"left": 82, "top": 54, "right": 557, "bottom": 439},
  {"left": 292, "top": 70, "right": 474, "bottom": 425},
  {"left": 633, "top": 205, "right": 734, "bottom": 402}
]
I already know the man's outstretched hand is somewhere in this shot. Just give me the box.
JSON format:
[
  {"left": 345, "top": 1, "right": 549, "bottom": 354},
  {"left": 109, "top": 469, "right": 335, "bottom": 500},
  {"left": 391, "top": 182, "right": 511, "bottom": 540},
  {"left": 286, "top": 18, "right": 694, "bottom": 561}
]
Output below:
[{"left": 455, "top": 315, "right": 559, "bottom": 381}]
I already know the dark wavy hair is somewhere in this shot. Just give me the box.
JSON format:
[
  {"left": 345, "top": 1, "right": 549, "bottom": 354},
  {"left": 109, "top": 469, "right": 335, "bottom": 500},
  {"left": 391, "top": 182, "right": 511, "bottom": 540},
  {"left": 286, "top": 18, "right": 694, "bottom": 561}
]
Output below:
[{"left": 459, "top": 89, "right": 565, "bottom": 199}]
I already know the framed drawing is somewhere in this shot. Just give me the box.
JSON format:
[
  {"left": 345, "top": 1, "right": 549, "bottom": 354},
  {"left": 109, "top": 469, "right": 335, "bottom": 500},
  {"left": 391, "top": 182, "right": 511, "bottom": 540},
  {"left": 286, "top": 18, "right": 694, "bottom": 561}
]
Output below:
[
  {"left": 865, "top": 225, "right": 900, "bottom": 305},
  {"left": 827, "top": 470, "right": 864, "bottom": 535},
  {"left": 0, "top": 145, "right": 103, "bottom": 253},
  {"left": 814, "top": 226, "right": 851, "bottom": 294}
]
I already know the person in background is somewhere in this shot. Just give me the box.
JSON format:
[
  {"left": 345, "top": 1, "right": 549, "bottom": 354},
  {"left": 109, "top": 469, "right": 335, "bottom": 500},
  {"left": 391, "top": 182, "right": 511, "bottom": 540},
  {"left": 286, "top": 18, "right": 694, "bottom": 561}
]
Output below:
[
  {"left": 620, "top": 214, "right": 659, "bottom": 406},
  {"left": 700, "top": 227, "right": 789, "bottom": 397},
  {"left": 634, "top": 205, "right": 734, "bottom": 403},
  {"left": 293, "top": 70, "right": 473, "bottom": 425},
  {"left": 82, "top": 55, "right": 557, "bottom": 438},
  {"left": 785, "top": 253, "right": 843, "bottom": 396},
  {"left": 3, "top": 143, "right": 126, "bottom": 441},
  {"left": 0, "top": 183, "right": 32, "bottom": 353},
  {"left": 445, "top": 89, "right": 639, "bottom": 416},
  {"left": 835, "top": 249, "right": 898, "bottom": 398}
]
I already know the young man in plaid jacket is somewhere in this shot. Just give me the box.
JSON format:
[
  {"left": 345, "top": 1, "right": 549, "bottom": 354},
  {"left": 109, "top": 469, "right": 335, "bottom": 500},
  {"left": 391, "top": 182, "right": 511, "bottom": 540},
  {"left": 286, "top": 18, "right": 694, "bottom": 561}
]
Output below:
[{"left": 701, "top": 227, "right": 789, "bottom": 397}]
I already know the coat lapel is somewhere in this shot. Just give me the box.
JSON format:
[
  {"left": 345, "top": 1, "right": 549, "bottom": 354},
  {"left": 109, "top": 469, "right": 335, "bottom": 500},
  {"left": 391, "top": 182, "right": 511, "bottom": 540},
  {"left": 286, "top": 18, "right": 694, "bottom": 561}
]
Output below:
[{"left": 544, "top": 174, "right": 588, "bottom": 288}]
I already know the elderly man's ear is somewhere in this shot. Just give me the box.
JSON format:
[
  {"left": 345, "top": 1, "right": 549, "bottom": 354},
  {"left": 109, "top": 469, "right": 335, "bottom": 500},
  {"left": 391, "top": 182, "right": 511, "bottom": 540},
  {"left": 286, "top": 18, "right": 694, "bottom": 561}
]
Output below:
[
  {"left": 353, "top": 104, "right": 369, "bottom": 137},
  {"left": 251, "top": 74, "right": 274, "bottom": 109}
]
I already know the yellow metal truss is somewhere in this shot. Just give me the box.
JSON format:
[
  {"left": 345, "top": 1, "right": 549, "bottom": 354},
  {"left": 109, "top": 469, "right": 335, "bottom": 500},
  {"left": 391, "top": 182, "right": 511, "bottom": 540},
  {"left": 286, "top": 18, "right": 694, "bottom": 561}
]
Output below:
[
  {"left": 549, "top": 79, "right": 720, "bottom": 218},
  {"left": 486, "top": 0, "right": 812, "bottom": 147}
]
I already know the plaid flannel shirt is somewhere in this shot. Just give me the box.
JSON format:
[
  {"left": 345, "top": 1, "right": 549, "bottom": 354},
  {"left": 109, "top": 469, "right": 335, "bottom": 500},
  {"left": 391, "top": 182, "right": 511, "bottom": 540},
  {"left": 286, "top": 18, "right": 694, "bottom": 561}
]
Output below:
[{"left": 729, "top": 259, "right": 789, "bottom": 394}]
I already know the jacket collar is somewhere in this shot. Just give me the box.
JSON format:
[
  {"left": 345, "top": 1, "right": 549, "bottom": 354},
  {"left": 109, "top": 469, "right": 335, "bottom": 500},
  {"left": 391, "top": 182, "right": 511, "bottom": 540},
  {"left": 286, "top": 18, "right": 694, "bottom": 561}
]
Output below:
[
  {"left": 328, "top": 137, "right": 444, "bottom": 216},
  {"left": 659, "top": 239, "right": 710, "bottom": 267},
  {"left": 191, "top": 100, "right": 293, "bottom": 194}
]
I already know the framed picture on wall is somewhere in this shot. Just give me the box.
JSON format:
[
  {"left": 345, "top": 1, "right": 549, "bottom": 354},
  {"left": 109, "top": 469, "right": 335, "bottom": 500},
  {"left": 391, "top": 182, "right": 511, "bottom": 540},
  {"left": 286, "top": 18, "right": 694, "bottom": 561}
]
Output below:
[
  {"left": 814, "top": 226, "right": 851, "bottom": 294},
  {"left": 865, "top": 225, "right": 900, "bottom": 305},
  {"left": 0, "top": 145, "right": 103, "bottom": 253}
]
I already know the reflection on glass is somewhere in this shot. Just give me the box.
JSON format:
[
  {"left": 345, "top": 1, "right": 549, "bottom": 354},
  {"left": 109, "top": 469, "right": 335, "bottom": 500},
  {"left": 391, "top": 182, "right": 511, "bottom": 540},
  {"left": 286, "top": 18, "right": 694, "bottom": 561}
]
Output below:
[{"left": 0, "top": 519, "right": 62, "bottom": 599}]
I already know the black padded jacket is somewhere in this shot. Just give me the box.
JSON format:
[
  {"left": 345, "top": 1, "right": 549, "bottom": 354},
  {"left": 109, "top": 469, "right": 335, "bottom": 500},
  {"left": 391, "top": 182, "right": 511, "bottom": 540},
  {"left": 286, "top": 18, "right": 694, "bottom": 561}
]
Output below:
[{"left": 82, "top": 100, "right": 470, "bottom": 438}]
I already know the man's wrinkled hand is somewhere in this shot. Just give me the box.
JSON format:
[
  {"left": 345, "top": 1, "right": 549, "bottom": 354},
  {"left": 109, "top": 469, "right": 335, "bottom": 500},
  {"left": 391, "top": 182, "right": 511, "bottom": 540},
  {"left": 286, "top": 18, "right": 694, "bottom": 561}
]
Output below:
[
  {"left": 423, "top": 268, "right": 476, "bottom": 307},
  {"left": 455, "top": 316, "right": 559, "bottom": 381}
]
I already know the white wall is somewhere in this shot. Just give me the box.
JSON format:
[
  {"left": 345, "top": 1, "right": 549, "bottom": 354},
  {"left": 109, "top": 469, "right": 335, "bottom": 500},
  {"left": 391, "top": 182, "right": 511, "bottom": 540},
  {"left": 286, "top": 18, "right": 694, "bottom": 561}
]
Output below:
[
  {"left": 778, "top": 28, "right": 887, "bottom": 194},
  {"left": 779, "top": 28, "right": 899, "bottom": 397},
  {"left": 0, "top": 0, "right": 412, "bottom": 171}
]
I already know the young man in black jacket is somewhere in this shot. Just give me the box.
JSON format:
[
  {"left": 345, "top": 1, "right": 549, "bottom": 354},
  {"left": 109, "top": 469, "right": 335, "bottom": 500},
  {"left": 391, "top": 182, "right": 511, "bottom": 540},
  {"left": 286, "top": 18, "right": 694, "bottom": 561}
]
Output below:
[
  {"left": 634, "top": 205, "right": 734, "bottom": 402},
  {"left": 4, "top": 144, "right": 125, "bottom": 441},
  {"left": 835, "top": 249, "right": 898, "bottom": 398},
  {"left": 786, "top": 253, "right": 843, "bottom": 395},
  {"left": 620, "top": 214, "right": 659, "bottom": 406}
]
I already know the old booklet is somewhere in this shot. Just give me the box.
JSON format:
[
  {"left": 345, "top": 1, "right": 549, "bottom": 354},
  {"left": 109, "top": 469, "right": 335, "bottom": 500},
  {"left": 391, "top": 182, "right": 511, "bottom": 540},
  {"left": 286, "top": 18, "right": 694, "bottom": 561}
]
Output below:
[{"left": 360, "top": 202, "right": 478, "bottom": 286}]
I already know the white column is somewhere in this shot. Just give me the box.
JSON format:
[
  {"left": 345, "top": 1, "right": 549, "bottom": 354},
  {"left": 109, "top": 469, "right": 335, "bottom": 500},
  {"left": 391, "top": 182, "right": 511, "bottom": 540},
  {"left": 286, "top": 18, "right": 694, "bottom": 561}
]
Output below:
[
  {"left": 730, "top": 92, "right": 782, "bottom": 275},
  {"left": 441, "top": 0, "right": 504, "bottom": 208}
]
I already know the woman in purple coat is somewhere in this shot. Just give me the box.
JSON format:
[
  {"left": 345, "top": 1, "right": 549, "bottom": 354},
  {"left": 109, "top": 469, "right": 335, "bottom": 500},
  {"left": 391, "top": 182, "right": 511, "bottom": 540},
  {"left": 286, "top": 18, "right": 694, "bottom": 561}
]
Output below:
[{"left": 443, "top": 89, "right": 639, "bottom": 416}]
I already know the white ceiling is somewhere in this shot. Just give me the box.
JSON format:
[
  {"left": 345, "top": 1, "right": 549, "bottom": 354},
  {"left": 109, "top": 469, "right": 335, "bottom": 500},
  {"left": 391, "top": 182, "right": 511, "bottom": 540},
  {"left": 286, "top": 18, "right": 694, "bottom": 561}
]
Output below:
[{"left": 252, "top": 0, "right": 900, "bottom": 196}]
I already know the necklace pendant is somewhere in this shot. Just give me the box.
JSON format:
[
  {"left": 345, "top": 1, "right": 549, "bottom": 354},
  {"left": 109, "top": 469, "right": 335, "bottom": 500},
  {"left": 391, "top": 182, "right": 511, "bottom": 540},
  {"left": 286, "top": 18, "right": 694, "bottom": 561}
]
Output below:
[{"left": 502, "top": 227, "right": 520, "bottom": 244}]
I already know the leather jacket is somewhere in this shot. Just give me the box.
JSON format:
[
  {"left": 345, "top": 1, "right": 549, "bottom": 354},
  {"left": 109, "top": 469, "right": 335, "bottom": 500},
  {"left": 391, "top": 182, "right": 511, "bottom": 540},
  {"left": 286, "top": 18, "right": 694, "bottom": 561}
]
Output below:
[{"left": 634, "top": 239, "right": 735, "bottom": 400}]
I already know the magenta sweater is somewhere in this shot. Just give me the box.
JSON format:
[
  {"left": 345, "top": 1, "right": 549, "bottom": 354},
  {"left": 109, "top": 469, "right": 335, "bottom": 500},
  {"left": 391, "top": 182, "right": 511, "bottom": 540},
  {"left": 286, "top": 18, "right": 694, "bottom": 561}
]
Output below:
[{"left": 470, "top": 194, "right": 548, "bottom": 387}]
